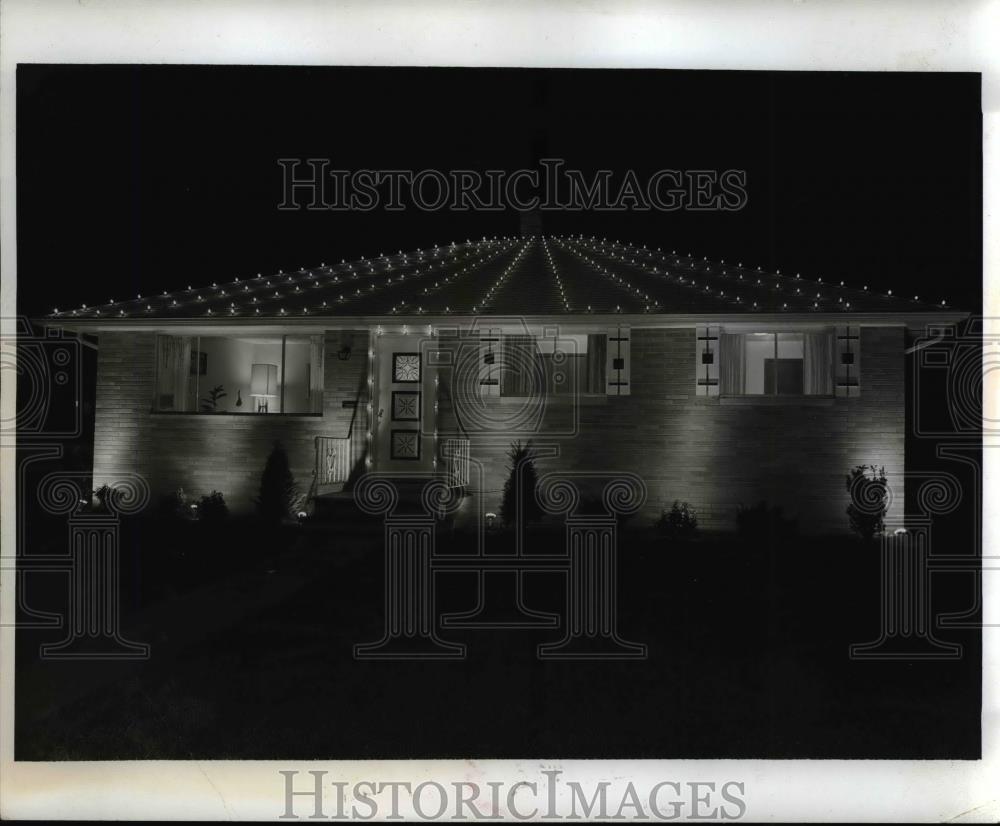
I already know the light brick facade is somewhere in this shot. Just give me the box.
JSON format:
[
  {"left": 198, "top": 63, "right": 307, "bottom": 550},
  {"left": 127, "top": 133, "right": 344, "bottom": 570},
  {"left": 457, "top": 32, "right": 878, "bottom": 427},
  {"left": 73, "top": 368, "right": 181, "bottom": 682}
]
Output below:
[
  {"left": 438, "top": 326, "right": 905, "bottom": 533},
  {"left": 93, "top": 325, "right": 904, "bottom": 532},
  {"left": 93, "top": 330, "right": 370, "bottom": 512}
]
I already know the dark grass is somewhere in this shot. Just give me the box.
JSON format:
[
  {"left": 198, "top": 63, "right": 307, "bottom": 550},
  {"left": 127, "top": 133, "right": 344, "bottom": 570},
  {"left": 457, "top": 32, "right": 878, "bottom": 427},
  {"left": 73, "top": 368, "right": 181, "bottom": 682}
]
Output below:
[{"left": 16, "top": 518, "right": 981, "bottom": 760}]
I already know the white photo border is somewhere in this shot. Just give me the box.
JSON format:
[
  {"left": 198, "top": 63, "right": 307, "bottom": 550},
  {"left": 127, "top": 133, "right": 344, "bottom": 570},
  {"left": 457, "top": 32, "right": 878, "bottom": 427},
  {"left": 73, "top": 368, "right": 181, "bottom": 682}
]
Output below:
[{"left": 1, "top": 0, "right": 996, "bottom": 821}]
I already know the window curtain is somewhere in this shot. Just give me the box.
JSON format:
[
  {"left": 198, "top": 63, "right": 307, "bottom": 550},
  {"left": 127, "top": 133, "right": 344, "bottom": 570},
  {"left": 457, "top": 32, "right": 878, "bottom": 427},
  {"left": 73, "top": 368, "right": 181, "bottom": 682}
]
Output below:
[
  {"left": 720, "top": 333, "right": 746, "bottom": 395},
  {"left": 586, "top": 333, "right": 607, "bottom": 394},
  {"left": 156, "top": 335, "right": 192, "bottom": 411},
  {"left": 500, "top": 335, "right": 540, "bottom": 397},
  {"left": 803, "top": 332, "right": 834, "bottom": 395}
]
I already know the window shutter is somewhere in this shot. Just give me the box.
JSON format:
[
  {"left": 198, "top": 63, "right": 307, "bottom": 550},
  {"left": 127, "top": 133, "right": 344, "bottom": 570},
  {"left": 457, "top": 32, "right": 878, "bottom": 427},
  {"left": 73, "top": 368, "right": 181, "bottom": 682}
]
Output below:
[
  {"left": 606, "top": 325, "right": 630, "bottom": 396},
  {"left": 479, "top": 327, "right": 502, "bottom": 397},
  {"left": 309, "top": 336, "right": 324, "bottom": 414},
  {"left": 695, "top": 325, "right": 720, "bottom": 396},
  {"left": 835, "top": 325, "right": 861, "bottom": 397}
]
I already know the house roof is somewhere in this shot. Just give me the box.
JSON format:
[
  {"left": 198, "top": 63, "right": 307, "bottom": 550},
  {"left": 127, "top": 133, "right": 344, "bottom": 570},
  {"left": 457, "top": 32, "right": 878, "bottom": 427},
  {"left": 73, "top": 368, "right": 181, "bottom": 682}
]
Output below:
[{"left": 47, "top": 234, "right": 958, "bottom": 324}]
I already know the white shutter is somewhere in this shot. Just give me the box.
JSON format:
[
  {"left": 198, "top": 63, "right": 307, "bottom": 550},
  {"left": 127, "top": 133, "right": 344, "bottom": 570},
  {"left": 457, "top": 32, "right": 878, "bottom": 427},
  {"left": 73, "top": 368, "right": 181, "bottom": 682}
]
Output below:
[
  {"left": 695, "top": 325, "right": 720, "bottom": 397},
  {"left": 835, "top": 325, "right": 861, "bottom": 397},
  {"left": 479, "top": 327, "right": 502, "bottom": 397},
  {"left": 606, "top": 325, "right": 631, "bottom": 396}
]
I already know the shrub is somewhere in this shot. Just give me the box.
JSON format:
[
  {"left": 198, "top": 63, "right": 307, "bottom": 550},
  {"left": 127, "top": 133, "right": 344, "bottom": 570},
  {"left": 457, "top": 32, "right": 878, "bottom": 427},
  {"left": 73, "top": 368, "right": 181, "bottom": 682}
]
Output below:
[
  {"left": 656, "top": 500, "right": 698, "bottom": 539},
  {"left": 736, "top": 501, "right": 797, "bottom": 542},
  {"left": 499, "top": 441, "right": 543, "bottom": 528},
  {"left": 158, "top": 487, "right": 197, "bottom": 521},
  {"left": 846, "top": 464, "right": 888, "bottom": 541},
  {"left": 77, "top": 483, "right": 121, "bottom": 514},
  {"left": 198, "top": 491, "right": 229, "bottom": 523},
  {"left": 256, "top": 441, "right": 300, "bottom": 523}
]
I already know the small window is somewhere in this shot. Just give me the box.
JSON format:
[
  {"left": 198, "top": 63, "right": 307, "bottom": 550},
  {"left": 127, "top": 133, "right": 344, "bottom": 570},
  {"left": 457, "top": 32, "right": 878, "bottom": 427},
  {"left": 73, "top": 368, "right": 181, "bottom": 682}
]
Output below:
[
  {"left": 154, "top": 334, "right": 323, "bottom": 414},
  {"left": 479, "top": 333, "right": 606, "bottom": 398},
  {"left": 720, "top": 331, "right": 833, "bottom": 396},
  {"left": 537, "top": 334, "right": 606, "bottom": 396}
]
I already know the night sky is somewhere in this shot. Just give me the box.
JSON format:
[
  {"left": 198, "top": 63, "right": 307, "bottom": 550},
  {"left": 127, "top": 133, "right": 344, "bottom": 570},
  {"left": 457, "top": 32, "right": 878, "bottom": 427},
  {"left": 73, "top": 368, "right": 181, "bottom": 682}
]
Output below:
[{"left": 16, "top": 66, "right": 982, "bottom": 317}]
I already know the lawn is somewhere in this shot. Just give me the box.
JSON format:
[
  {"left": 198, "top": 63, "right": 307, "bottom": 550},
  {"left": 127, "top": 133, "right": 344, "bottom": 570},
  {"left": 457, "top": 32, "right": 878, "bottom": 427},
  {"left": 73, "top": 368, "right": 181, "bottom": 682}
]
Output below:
[{"left": 16, "top": 517, "right": 981, "bottom": 760}]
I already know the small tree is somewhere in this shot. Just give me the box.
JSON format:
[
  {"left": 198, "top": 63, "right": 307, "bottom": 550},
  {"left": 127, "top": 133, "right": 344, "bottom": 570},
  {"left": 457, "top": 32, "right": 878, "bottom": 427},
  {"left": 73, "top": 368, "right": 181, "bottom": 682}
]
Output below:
[
  {"left": 499, "top": 441, "right": 543, "bottom": 529},
  {"left": 256, "top": 441, "right": 299, "bottom": 523},
  {"left": 846, "top": 464, "right": 888, "bottom": 541},
  {"left": 656, "top": 500, "right": 698, "bottom": 539},
  {"left": 79, "top": 483, "right": 121, "bottom": 514},
  {"left": 198, "top": 491, "right": 229, "bottom": 523}
]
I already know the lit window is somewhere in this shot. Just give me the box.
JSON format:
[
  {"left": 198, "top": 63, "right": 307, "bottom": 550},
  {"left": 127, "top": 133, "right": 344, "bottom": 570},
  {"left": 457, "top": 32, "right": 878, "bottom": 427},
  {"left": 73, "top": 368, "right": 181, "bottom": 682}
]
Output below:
[
  {"left": 154, "top": 334, "right": 323, "bottom": 414},
  {"left": 720, "top": 331, "right": 833, "bottom": 396}
]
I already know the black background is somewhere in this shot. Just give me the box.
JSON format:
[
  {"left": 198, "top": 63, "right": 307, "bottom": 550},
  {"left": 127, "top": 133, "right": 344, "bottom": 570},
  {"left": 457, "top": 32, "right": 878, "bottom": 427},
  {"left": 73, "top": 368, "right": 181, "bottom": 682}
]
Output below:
[
  {"left": 16, "top": 66, "right": 981, "bottom": 316},
  {"left": 14, "top": 66, "right": 984, "bottom": 761}
]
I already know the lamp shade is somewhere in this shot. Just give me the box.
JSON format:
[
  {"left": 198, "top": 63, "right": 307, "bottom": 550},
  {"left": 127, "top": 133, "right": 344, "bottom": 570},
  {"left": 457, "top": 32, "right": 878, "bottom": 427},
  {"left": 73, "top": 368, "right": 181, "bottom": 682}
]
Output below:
[{"left": 250, "top": 363, "right": 278, "bottom": 397}]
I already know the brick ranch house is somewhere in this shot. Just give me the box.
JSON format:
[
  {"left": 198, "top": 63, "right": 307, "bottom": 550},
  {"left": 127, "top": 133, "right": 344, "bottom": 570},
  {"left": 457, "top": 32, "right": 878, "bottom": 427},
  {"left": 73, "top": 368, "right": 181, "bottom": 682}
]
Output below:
[{"left": 45, "top": 234, "right": 967, "bottom": 532}]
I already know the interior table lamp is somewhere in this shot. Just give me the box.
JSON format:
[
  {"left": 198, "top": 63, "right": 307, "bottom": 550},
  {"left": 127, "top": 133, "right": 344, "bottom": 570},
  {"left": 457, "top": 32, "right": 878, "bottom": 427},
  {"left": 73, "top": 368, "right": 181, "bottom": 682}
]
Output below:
[{"left": 250, "top": 363, "right": 278, "bottom": 413}]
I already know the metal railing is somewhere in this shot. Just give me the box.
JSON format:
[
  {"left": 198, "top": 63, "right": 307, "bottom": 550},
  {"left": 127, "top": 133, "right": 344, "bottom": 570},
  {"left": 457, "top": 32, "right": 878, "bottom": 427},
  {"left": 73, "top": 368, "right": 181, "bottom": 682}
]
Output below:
[
  {"left": 442, "top": 438, "right": 470, "bottom": 488},
  {"left": 315, "top": 436, "right": 353, "bottom": 490}
]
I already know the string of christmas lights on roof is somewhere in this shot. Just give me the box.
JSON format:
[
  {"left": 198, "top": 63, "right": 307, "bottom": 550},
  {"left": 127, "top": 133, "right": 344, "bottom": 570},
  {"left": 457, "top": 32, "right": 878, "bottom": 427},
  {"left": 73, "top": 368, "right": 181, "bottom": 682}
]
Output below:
[
  {"left": 472, "top": 238, "right": 533, "bottom": 313},
  {"left": 51, "top": 233, "right": 952, "bottom": 320},
  {"left": 541, "top": 236, "right": 573, "bottom": 312},
  {"left": 566, "top": 235, "right": 949, "bottom": 314},
  {"left": 392, "top": 238, "right": 522, "bottom": 315},
  {"left": 553, "top": 236, "right": 662, "bottom": 313},
  {"left": 569, "top": 236, "right": 752, "bottom": 312}
]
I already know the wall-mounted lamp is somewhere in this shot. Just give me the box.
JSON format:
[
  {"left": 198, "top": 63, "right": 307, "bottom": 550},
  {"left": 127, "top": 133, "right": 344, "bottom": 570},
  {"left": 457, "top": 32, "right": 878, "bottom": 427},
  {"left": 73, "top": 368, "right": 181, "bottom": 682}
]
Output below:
[
  {"left": 337, "top": 346, "right": 352, "bottom": 361},
  {"left": 250, "top": 363, "right": 278, "bottom": 413}
]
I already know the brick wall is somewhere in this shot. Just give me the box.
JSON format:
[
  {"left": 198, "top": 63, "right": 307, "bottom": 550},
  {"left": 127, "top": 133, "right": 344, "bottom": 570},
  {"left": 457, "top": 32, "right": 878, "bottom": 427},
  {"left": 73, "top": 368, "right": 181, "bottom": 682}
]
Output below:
[
  {"left": 94, "top": 325, "right": 905, "bottom": 532},
  {"left": 93, "top": 330, "right": 370, "bottom": 512},
  {"left": 442, "top": 327, "right": 905, "bottom": 534}
]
